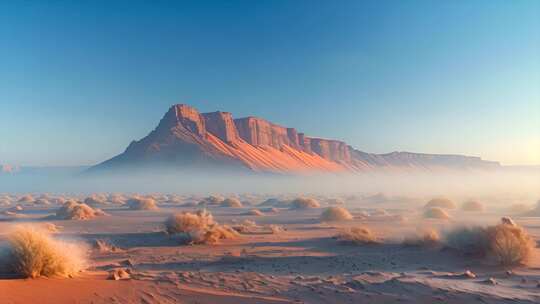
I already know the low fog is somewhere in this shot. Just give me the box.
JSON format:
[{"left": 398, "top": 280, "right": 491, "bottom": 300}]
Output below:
[{"left": 1, "top": 168, "right": 539, "bottom": 207}]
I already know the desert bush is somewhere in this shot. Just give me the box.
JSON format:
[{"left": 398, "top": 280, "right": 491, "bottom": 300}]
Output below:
[
  {"left": 423, "top": 207, "right": 451, "bottom": 219},
  {"left": 424, "top": 198, "right": 456, "bottom": 210},
  {"left": 336, "top": 227, "right": 378, "bottom": 245},
  {"left": 4, "top": 225, "right": 87, "bottom": 278},
  {"left": 127, "top": 197, "right": 158, "bottom": 210},
  {"left": 403, "top": 229, "right": 441, "bottom": 248},
  {"left": 164, "top": 210, "right": 238, "bottom": 244},
  {"left": 55, "top": 201, "right": 105, "bottom": 220},
  {"left": 320, "top": 206, "right": 353, "bottom": 222},
  {"left": 165, "top": 209, "right": 215, "bottom": 234},
  {"left": 290, "top": 197, "right": 320, "bottom": 209},
  {"left": 17, "top": 194, "right": 34, "bottom": 203},
  {"left": 221, "top": 198, "right": 242, "bottom": 208},
  {"left": 461, "top": 200, "right": 484, "bottom": 212},
  {"left": 486, "top": 222, "right": 534, "bottom": 265},
  {"left": 444, "top": 218, "right": 533, "bottom": 265}
]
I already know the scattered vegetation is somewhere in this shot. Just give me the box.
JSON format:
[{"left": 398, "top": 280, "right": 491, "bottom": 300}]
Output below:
[
  {"left": 290, "top": 197, "right": 320, "bottom": 209},
  {"left": 3, "top": 225, "right": 87, "bottom": 278},
  {"left": 55, "top": 201, "right": 106, "bottom": 220},
  {"left": 127, "top": 197, "right": 158, "bottom": 210},
  {"left": 336, "top": 227, "right": 378, "bottom": 245},
  {"left": 424, "top": 198, "right": 457, "bottom": 209},
  {"left": 423, "top": 207, "right": 451, "bottom": 219},
  {"left": 444, "top": 218, "right": 534, "bottom": 265},
  {"left": 320, "top": 206, "right": 353, "bottom": 222},
  {"left": 221, "top": 198, "right": 243, "bottom": 208},
  {"left": 164, "top": 210, "right": 238, "bottom": 244}
]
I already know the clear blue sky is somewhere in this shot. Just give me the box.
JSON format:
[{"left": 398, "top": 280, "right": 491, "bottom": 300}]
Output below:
[{"left": 1, "top": 0, "right": 539, "bottom": 166}]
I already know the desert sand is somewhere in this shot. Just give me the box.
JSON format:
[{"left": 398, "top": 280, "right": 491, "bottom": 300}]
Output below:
[{"left": 0, "top": 194, "right": 539, "bottom": 303}]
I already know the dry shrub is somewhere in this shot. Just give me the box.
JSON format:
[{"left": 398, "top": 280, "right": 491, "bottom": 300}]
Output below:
[
  {"left": 403, "top": 229, "right": 440, "bottom": 248},
  {"left": 4, "top": 225, "right": 87, "bottom": 278},
  {"left": 165, "top": 209, "right": 215, "bottom": 234},
  {"left": 425, "top": 198, "right": 457, "bottom": 210},
  {"left": 423, "top": 207, "right": 451, "bottom": 220},
  {"left": 461, "top": 200, "right": 484, "bottom": 212},
  {"left": 444, "top": 218, "right": 534, "bottom": 265},
  {"left": 221, "top": 198, "right": 242, "bottom": 208},
  {"left": 290, "top": 197, "right": 320, "bottom": 209},
  {"left": 18, "top": 195, "right": 34, "bottom": 203},
  {"left": 127, "top": 197, "right": 158, "bottom": 210},
  {"left": 55, "top": 201, "right": 105, "bottom": 220},
  {"left": 320, "top": 206, "right": 353, "bottom": 222},
  {"left": 486, "top": 222, "right": 534, "bottom": 265},
  {"left": 336, "top": 227, "right": 378, "bottom": 245},
  {"left": 0, "top": 198, "right": 11, "bottom": 206},
  {"left": 164, "top": 210, "right": 238, "bottom": 244}
]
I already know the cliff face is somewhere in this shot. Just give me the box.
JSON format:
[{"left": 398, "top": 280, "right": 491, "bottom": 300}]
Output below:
[{"left": 91, "top": 104, "right": 500, "bottom": 174}]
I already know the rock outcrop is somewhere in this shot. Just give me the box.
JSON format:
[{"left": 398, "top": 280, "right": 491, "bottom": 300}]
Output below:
[{"left": 90, "top": 104, "right": 500, "bottom": 174}]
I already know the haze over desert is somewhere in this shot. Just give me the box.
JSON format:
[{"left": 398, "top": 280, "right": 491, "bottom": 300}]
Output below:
[{"left": 1, "top": 1, "right": 539, "bottom": 303}]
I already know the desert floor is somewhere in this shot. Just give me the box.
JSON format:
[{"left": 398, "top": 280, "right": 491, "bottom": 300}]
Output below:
[{"left": 0, "top": 197, "right": 539, "bottom": 304}]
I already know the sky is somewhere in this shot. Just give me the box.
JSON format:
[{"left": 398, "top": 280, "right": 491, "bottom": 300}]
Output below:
[{"left": 0, "top": 0, "right": 539, "bottom": 167}]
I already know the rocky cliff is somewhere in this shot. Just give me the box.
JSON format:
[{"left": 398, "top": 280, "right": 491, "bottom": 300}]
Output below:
[{"left": 91, "top": 104, "right": 500, "bottom": 174}]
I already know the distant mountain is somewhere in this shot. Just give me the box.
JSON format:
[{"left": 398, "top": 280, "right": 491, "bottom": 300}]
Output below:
[{"left": 90, "top": 104, "right": 500, "bottom": 174}]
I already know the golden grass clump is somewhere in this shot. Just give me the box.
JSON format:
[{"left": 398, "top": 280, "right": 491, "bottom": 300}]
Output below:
[
  {"left": 424, "top": 198, "right": 457, "bottom": 210},
  {"left": 221, "top": 198, "right": 243, "bottom": 208},
  {"left": 165, "top": 209, "right": 215, "bottom": 234},
  {"left": 127, "top": 197, "right": 158, "bottom": 210},
  {"left": 336, "top": 227, "right": 378, "bottom": 245},
  {"left": 423, "top": 207, "right": 451, "bottom": 220},
  {"left": 320, "top": 206, "right": 353, "bottom": 222},
  {"left": 444, "top": 218, "right": 534, "bottom": 265},
  {"left": 486, "top": 221, "right": 534, "bottom": 265},
  {"left": 290, "top": 197, "right": 321, "bottom": 209},
  {"left": 164, "top": 210, "right": 238, "bottom": 244},
  {"left": 4, "top": 225, "right": 87, "bottom": 278},
  {"left": 403, "top": 229, "right": 441, "bottom": 248},
  {"left": 461, "top": 200, "right": 484, "bottom": 212},
  {"left": 55, "top": 201, "right": 105, "bottom": 220}
]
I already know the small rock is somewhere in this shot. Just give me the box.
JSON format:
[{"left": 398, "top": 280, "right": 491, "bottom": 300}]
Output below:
[
  {"left": 483, "top": 278, "right": 497, "bottom": 285},
  {"left": 506, "top": 270, "right": 514, "bottom": 276},
  {"left": 108, "top": 268, "right": 131, "bottom": 280},
  {"left": 462, "top": 270, "right": 476, "bottom": 279}
]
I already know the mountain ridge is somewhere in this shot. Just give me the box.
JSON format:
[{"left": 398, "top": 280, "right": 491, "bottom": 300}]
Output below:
[{"left": 90, "top": 104, "right": 500, "bottom": 174}]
